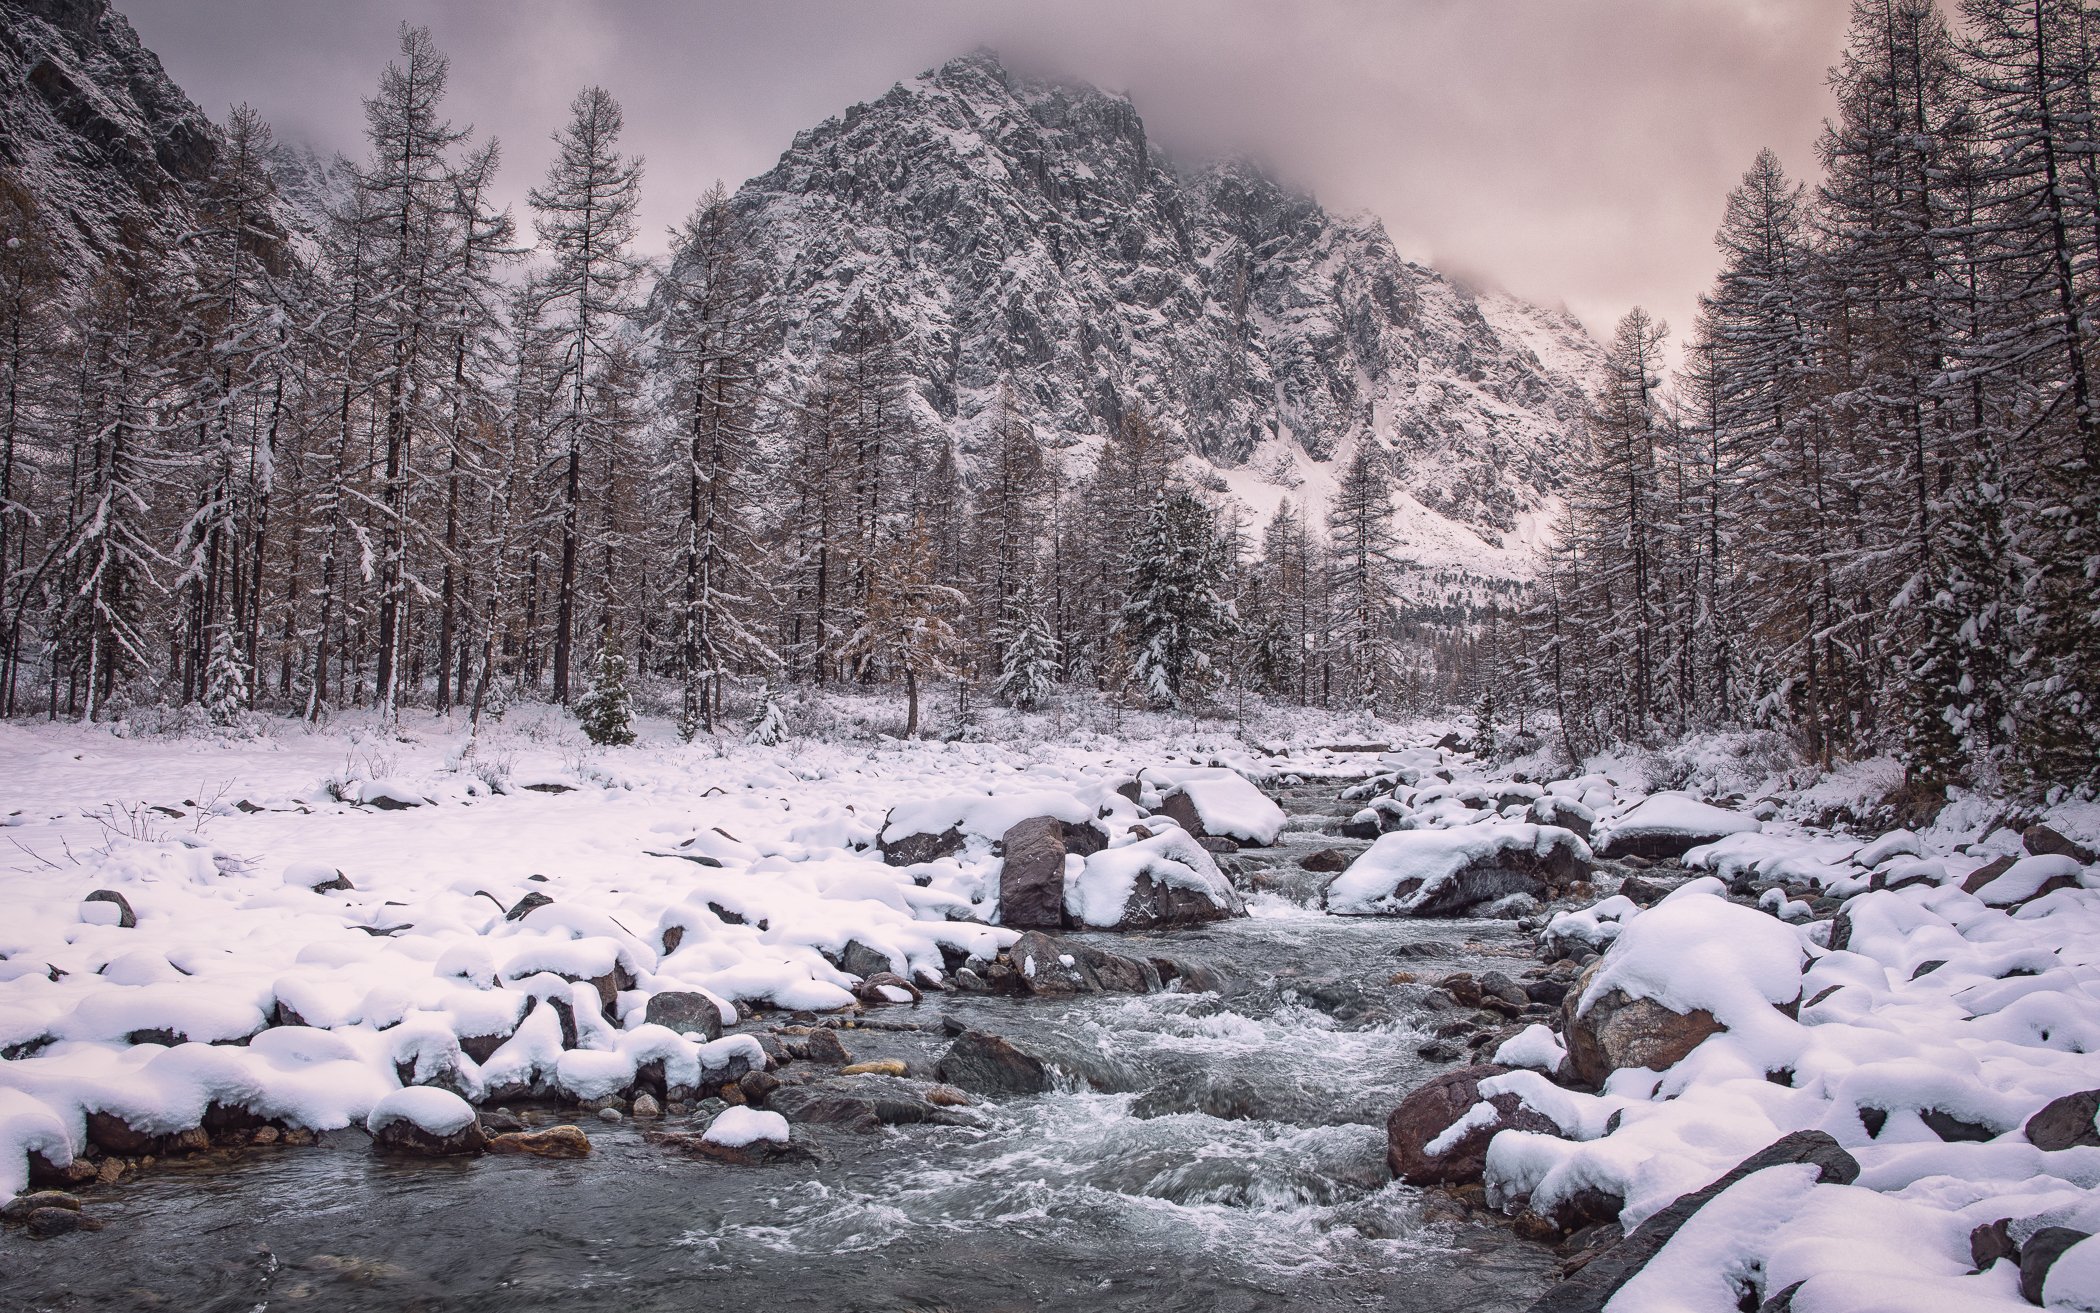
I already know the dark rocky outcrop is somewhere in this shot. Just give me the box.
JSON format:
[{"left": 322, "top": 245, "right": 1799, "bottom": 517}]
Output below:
[
  {"left": 643, "top": 991, "right": 724, "bottom": 1041},
  {"left": 1153, "top": 789, "right": 1208, "bottom": 839},
  {"left": 998, "top": 930, "right": 1159, "bottom": 995},
  {"left": 878, "top": 823, "right": 964, "bottom": 868},
  {"left": 2020, "top": 1228, "right": 2092, "bottom": 1306},
  {"left": 836, "top": 939, "right": 898, "bottom": 979},
  {"left": 1527, "top": 1131, "right": 1859, "bottom": 1313},
  {"left": 2023, "top": 824, "right": 2097, "bottom": 865},
  {"left": 2026, "top": 1088, "right": 2100, "bottom": 1151}
]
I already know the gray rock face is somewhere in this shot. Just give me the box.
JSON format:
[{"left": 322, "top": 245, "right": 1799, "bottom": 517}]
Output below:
[
  {"left": 0, "top": 0, "right": 229, "bottom": 270},
  {"left": 936, "top": 1029, "right": 1054, "bottom": 1096},
  {"left": 998, "top": 816, "right": 1070, "bottom": 930},
  {"left": 644, "top": 991, "right": 724, "bottom": 1041},
  {"left": 730, "top": 51, "right": 1599, "bottom": 587}
]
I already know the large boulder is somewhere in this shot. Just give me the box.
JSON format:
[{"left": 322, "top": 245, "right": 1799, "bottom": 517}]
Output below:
[
  {"left": 643, "top": 991, "right": 723, "bottom": 1041},
  {"left": 1560, "top": 960, "right": 1723, "bottom": 1088},
  {"left": 1592, "top": 794, "right": 1760, "bottom": 861},
  {"left": 1386, "top": 1064, "right": 1559, "bottom": 1186},
  {"left": 366, "top": 1088, "right": 487, "bottom": 1157},
  {"left": 1066, "top": 829, "right": 1246, "bottom": 929},
  {"left": 1146, "top": 768, "right": 1286, "bottom": 846},
  {"left": 2023, "top": 823, "right": 2098, "bottom": 865},
  {"left": 2026, "top": 1088, "right": 2100, "bottom": 1151},
  {"left": 998, "top": 816, "right": 1071, "bottom": 930},
  {"left": 1325, "top": 824, "right": 1591, "bottom": 917},
  {"left": 936, "top": 1030, "right": 1054, "bottom": 1096}
]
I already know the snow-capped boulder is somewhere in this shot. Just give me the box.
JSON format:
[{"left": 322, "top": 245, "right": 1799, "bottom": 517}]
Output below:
[
  {"left": 1143, "top": 768, "right": 1286, "bottom": 847},
  {"left": 366, "top": 1087, "right": 485, "bottom": 1157},
  {"left": 1065, "top": 828, "right": 1245, "bottom": 929},
  {"left": 1561, "top": 886, "right": 1803, "bottom": 1087},
  {"left": 1324, "top": 823, "right": 1591, "bottom": 917},
  {"left": 1560, "top": 963, "right": 1724, "bottom": 1090},
  {"left": 1592, "top": 793, "right": 1761, "bottom": 860},
  {"left": 1385, "top": 1063, "right": 1558, "bottom": 1186}
]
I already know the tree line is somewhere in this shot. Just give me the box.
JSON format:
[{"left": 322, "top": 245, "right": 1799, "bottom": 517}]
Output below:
[
  {"left": 1527, "top": 0, "right": 2100, "bottom": 796},
  {"left": 0, "top": 25, "right": 1470, "bottom": 738}
]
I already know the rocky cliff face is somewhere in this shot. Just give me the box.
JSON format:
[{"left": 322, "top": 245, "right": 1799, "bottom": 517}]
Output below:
[
  {"left": 732, "top": 52, "right": 1601, "bottom": 584},
  {"left": 0, "top": 0, "right": 219, "bottom": 264}
]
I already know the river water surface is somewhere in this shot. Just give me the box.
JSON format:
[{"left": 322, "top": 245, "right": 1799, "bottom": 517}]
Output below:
[{"left": 10, "top": 781, "right": 1558, "bottom": 1312}]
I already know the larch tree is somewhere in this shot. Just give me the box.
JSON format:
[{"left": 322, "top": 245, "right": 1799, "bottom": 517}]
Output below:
[{"left": 526, "top": 84, "right": 644, "bottom": 702}]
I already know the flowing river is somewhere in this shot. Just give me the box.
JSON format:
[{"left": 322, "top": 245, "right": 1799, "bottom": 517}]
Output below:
[{"left": 10, "top": 779, "right": 1558, "bottom": 1312}]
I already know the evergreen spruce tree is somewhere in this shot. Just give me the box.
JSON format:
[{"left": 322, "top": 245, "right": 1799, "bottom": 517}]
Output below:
[
  {"left": 993, "top": 578, "right": 1061, "bottom": 711},
  {"left": 1121, "top": 486, "right": 1232, "bottom": 708},
  {"left": 203, "top": 625, "right": 249, "bottom": 728},
  {"left": 746, "top": 683, "right": 788, "bottom": 746},
  {"left": 574, "top": 644, "right": 636, "bottom": 746}
]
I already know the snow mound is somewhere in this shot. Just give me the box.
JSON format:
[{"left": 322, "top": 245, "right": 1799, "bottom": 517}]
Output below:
[
  {"left": 703, "top": 1105, "right": 789, "bottom": 1148},
  {"left": 1594, "top": 792, "right": 1761, "bottom": 856},
  {"left": 1324, "top": 823, "right": 1589, "bottom": 916},
  {"left": 366, "top": 1086, "right": 477, "bottom": 1137},
  {"left": 1578, "top": 885, "right": 1805, "bottom": 1029},
  {"left": 1145, "top": 767, "right": 1286, "bottom": 845}
]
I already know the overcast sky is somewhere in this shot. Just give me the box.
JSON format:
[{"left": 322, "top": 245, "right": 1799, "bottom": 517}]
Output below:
[{"left": 120, "top": 0, "right": 1851, "bottom": 353}]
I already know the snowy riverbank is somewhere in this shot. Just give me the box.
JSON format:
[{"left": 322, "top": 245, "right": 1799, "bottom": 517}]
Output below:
[{"left": 1366, "top": 737, "right": 2100, "bottom": 1311}]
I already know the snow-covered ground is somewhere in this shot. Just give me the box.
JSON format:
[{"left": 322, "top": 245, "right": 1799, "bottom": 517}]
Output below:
[{"left": 5, "top": 701, "right": 2098, "bottom": 1311}]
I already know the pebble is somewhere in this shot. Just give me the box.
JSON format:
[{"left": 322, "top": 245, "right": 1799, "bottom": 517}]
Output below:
[
  {"left": 631, "top": 1093, "right": 663, "bottom": 1119},
  {"left": 596, "top": 1107, "right": 623, "bottom": 1123}
]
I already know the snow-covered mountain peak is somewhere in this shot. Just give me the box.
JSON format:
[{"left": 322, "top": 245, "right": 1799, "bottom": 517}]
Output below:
[{"left": 731, "top": 47, "right": 1602, "bottom": 593}]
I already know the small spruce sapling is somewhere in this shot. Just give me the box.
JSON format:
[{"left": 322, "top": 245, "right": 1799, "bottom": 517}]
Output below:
[
  {"left": 1472, "top": 685, "right": 1499, "bottom": 760},
  {"left": 574, "top": 646, "right": 637, "bottom": 746},
  {"left": 747, "top": 684, "right": 788, "bottom": 746},
  {"left": 203, "top": 628, "right": 249, "bottom": 728}
]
